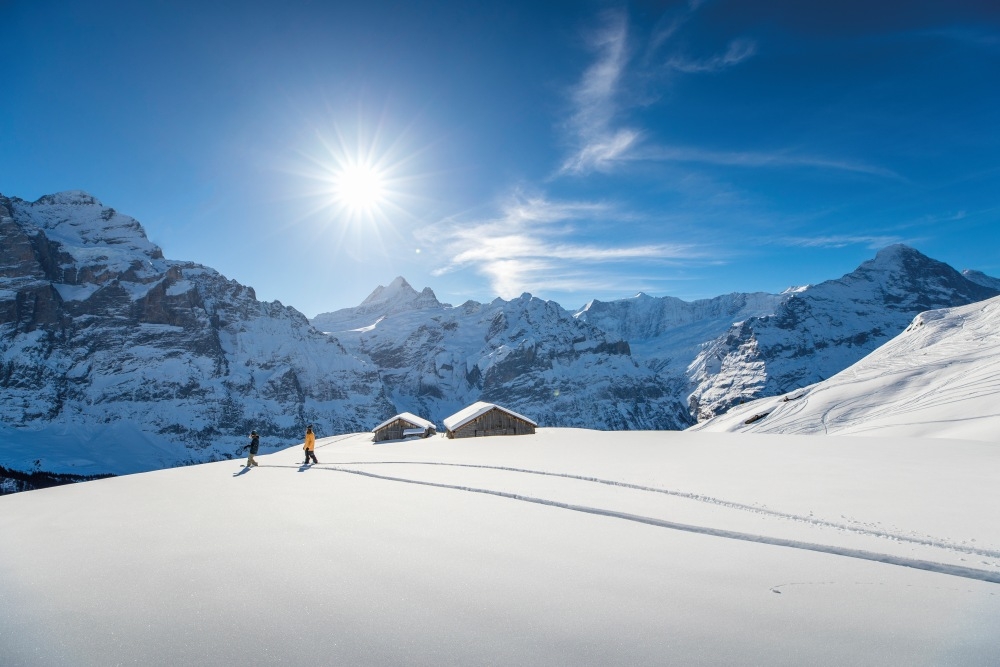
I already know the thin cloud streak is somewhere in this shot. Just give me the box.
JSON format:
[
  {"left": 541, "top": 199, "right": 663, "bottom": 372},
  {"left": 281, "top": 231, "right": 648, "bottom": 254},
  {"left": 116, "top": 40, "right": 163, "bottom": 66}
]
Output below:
[
  {"left": 424, "top": 192, "right": 702, "bottom": 299},
  {"left": 780, "top": 235, "right": 909, "bottom": 249},
  {"left": 666, "top": 39, "right": 758, "bottom": 73},
  {"left": 638, "top": 145, "right": 904, "bottom": 180}
]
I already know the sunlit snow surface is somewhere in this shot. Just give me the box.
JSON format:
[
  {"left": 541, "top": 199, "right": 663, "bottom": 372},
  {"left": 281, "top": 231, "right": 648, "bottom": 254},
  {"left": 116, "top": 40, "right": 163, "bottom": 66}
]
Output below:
[
  {"left": 1, "top": 429, "right": 999, "bottom": 665},
  {"left": 690, "top": 295, "right": 1000, "bottom": 441}
]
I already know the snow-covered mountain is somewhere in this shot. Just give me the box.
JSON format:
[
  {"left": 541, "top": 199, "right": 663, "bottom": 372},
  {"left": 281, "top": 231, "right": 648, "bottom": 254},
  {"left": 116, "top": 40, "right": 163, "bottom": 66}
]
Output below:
[
  {"left": 690, "top": 294, "right": 1000, "bottom": 440},
  {"left": 573, "top": 290, "right": 788, "bottom": 408},
  {"left": 682, "top": 245, "right": 998, "bottom": 420},
  {"left": 313, "top": 247, "right": 997, "bottom": 434},
  {"left": 314, "top": 278, "right": 690, "bottom": 430},
  {"left": 0, "top": 191, "right": 394, "bottom": 484}
]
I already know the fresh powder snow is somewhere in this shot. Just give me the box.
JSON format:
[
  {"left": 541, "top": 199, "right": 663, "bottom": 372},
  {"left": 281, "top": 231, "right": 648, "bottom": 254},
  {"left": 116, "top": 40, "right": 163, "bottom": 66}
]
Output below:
[{"left": 1, "top": 428, "right": 998, "bottom": 665}]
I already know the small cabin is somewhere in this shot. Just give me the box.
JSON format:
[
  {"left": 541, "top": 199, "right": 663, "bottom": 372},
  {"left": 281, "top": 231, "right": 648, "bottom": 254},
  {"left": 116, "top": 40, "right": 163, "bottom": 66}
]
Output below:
[
  {"left": 443, "top": 401, "right": 537, "bottom": 439},
  {"left": 371, "top": 412, "right": 437, "bottom": 443}
]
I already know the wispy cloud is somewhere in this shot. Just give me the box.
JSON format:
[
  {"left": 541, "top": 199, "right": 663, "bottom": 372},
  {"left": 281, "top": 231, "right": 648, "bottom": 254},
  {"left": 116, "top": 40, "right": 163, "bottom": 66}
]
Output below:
[
  {"left": 665, "top": 39, "right": 758, "bottom": 73},
  {"left": 556, "top": 8, "right": 901, "bottom": 183},
  {"left": 779, "top": 234, "right": 909, "bottom": 249},
  {"left": 558, "top": 11, "right": 640, "bottom": 175},
  {"left": 423, "top": 191, "right": 700, "bottom": 299},
  {"left": 637, "top": 145, "right": 905, "bottom": 180},
  {"left": 557, "top": 8, "right": 762, "bottom": 177}
]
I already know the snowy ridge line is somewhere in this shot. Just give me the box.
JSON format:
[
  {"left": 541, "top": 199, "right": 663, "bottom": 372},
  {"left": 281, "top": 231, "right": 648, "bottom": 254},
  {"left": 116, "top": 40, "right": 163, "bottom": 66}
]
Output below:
[
  {"left": 313, "top": 465, "right": 1000, "bottom": 586},
  {"left": 324, "top": 460, "right": 1000, "bottom": 560}
]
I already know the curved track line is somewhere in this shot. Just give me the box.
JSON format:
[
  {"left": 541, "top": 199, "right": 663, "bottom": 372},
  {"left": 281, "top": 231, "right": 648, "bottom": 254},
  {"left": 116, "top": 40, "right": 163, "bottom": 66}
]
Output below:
[
  {"left": 319, "top": 465, "right": 1000, "bottom": 586},
  {"left": 318, "top": 460, "right": 1000, "bottom": 560}
]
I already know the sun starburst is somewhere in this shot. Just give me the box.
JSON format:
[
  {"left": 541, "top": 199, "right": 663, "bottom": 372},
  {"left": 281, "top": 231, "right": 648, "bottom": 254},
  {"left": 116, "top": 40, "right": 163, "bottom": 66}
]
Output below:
[{"left": 282, "top": 108, "right": 434, "bottom": 262}]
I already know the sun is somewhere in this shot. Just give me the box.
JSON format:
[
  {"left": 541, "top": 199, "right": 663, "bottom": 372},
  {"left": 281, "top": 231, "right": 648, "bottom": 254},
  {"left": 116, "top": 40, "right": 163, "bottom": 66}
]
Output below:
[
  {"left": 332, "top": 162, "right": 386, "bottom": 215},
  {"left": 289, "top": 113, "right": 431, "bottom": 250}
]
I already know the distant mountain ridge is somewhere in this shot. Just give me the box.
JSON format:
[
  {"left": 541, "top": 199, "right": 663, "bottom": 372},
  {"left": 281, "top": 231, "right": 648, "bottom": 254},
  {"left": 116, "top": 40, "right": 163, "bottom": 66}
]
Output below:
[
  {"left": 314, "top": 282, "right": 689, "bottom": 431},
  {"left": 4, "top": 190, "right": 1000, "bottom": 492},
  {"left": 311, "top": 245, "right": 998, "bottom": 429}
]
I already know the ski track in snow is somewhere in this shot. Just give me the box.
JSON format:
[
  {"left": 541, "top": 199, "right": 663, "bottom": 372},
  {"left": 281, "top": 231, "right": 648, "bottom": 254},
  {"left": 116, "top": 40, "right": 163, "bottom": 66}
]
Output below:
[
  {"left": 323, "top": 460, "right": 1000, "bottom": 560},
  {"left": 313, "top": 464, "right": 1000, "bottom": 586},
  {"left": 250, "top": 455, "right": 1000, "bottom": 585}
]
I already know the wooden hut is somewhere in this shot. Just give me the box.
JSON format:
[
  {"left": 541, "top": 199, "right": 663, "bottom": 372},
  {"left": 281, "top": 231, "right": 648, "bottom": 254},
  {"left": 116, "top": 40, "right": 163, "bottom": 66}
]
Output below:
[
  {"left": 443, "top": 402, "right": 537, "bottom": 439},
  {"left": 371, "top": 412, "right": 437, "bottom": 443}
]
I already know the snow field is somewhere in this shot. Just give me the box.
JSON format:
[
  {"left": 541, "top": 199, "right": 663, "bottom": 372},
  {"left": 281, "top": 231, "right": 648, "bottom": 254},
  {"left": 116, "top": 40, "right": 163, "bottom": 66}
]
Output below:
[{"left": 1, "top": 428, "right": 999, "bottom": 665}]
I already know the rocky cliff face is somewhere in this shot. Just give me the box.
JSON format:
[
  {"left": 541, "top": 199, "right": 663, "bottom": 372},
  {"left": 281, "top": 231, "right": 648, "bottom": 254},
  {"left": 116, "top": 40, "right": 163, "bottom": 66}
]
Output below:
[
  {"left": 0, "top": 191, "right": 394, "bottom": 480},
  {"left": 313, "top": 279, "right": 690, "bottom": 430}
]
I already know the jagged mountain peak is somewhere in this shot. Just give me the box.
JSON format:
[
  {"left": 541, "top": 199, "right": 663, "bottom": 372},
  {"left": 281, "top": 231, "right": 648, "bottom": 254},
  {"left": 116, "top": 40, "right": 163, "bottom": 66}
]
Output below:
[
  {"left": 34, "top": 190, "right": 104, "bottom": 207},
  {"left": 852, "top": 244, "right": 962, "bottom": 281},
  {"left": 358, "top": 277, "right": 443, "bottom": 310},
  {"left": 362, "top": 276, "right": 417, "bottom": 305},
  {"left": 311, "top": 277, "right": 447, "bottom": 332},
  {"left": 827, "top": 243, "right": 994, "bottom": 308},
  {"left": 5, "top": 190, "right": 162, "bottom": 262},
  {"left": 872, "top": 242, "right": 918, "bottom": 261}
]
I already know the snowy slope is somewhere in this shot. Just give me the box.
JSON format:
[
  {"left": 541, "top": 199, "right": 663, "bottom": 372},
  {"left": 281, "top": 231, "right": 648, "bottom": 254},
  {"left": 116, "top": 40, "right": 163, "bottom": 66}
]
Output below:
[
  {"left": 689, "top": 295, "right": 1000, "bottom": 441},
  {"left": 1, "top": 428, "right": 998, "bottom": 665}
]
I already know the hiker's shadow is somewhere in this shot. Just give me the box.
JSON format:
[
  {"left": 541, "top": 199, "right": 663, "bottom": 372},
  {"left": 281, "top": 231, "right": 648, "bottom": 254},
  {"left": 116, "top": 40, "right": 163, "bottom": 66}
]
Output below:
[{"left": 233, "top": 466, "right": 252, "bottom": 477}]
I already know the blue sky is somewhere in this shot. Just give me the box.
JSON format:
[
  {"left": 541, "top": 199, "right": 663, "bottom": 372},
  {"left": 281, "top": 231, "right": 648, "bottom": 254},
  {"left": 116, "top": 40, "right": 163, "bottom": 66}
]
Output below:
[{"left": 2, "top": 1, "right": 998, "bottom": 316}]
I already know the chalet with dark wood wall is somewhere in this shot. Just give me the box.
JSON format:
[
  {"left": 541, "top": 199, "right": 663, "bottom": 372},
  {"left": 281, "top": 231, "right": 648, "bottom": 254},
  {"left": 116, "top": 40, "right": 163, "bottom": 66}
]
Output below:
[
  {"left": 443, "top": 402, "right": 537, "bottom": 439},
  {"left": 371, "top": 412, "right": 437, "bottom": 443}
]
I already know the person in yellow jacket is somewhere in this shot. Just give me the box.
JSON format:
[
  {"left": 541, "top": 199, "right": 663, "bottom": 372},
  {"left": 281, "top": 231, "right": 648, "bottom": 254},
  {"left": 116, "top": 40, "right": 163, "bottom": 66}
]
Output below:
[{"left": 303, "top": 425, "right": 318, "bottom": 465}]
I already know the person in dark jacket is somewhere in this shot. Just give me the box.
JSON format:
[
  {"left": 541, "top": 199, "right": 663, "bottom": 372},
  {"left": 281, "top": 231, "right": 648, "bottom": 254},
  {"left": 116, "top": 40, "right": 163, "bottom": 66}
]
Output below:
[{"left": 245, "top": 430, "right": 260, "bottom": 467}]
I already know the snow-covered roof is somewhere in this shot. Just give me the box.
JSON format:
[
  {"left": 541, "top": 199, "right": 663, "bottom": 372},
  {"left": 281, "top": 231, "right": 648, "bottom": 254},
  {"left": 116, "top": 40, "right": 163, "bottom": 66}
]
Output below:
[
  {"left": 443, "top": 401, "right": 537, "bottom": 432},
  {"left": 371, "top": 412, "right": 436, "bottom": 433}
]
